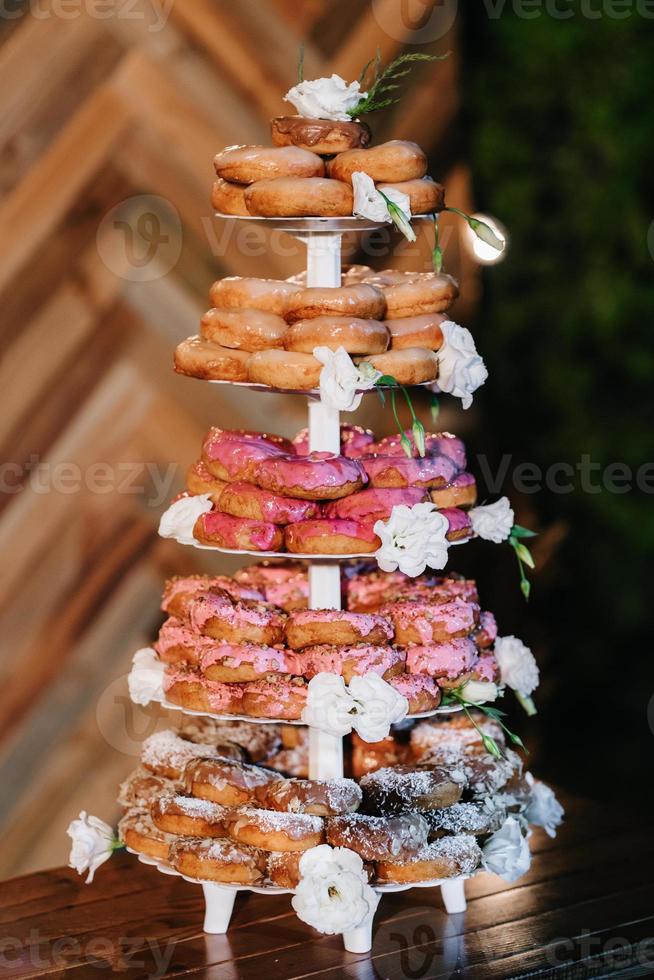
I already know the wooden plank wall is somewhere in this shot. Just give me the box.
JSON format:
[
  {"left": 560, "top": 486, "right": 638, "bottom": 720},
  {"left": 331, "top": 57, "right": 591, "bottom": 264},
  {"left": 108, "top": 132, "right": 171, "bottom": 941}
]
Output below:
[{"left": 0, "top": 0, "right": 477, "bottom": 876}]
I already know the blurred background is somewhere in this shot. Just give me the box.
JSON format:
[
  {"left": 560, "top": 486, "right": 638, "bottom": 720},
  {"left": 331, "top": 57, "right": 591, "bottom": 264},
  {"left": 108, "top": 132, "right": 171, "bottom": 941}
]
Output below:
[{"left": 0, "top": 0, "right": 652, "bottom": 877}]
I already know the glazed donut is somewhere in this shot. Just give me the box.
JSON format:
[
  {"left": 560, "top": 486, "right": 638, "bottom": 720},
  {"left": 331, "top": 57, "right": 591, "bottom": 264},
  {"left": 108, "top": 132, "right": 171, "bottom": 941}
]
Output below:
[
  {"left": 441, "top": 507, "right": 473, "bottom": 542},
  {"left": 234, "top": 561, "right": 309, "bottom": 612},
  {"left": 375, "top": 834, "right": 481, "bottom": 884},
  {"left": 385, "top": 313, "right": 445, "bottom": 351},
  {"left": 294, "top": 644, "right": 405, "bottom": 685},
  {"left": 163, "top": 667, "right": 245, "bottom": 716},
  {"left": 247, "top": 349, "right": 322, "bottom": 390},
  {"left": 369, "top": 431, "right": 467, "bottom": 469},
  {"left": 213, "top": 144, "right": 324, "bottom": 183},
  {"left": 224, "top": 805, "right": 324, "bottom": 851},
  {"left": 323, "top": 487, "right": 428, "bottom": 523},
  {"left": 118, "top": 808, "right": 175, "bottom": 862},
  {"left": 326, "top": 812, "right": 428, "bottom": 862},
  {"left": 174, "top": 336, "right": 250, "bottom": 381},
  {"left": 201, "top": 429, "right": 289, "bottom": 482},
  {"left": 473, "top": 611, "right": 498, "bottom": 650},
  {"left": 431, "top": 473, "right": 477, "bottom": 510},
  {"left": 355, "top": 348, "right": 438, "bottom": 385},
  {"left": 209, "top": 277, "right": 302, "bottom": 317},
  {"left": 381, "top": 598, "right": 480, "bottom": 644},
  {"left": 405, "top": 638, "right": 479, "bottom": 679},
  {"left": 350, "top": 733, "right": 409, "bottom": 779},
  {"left": 184, "top": 756, "right": 282, "bottom": 806},
  {"left": 377, "top": 178, "right": 444, "bottom": 215},
  {"left": 194, "top": 511, "right": 284, "bottom": 552},
  {"left": 292, "top": 423, "right": 375, "bottom": 459},
  {"left": 271, "top": 116, "right": 371, "bottom": 154},
  {"left": 372, "top": 272, "right": 459, "bottom": 319},
  {"left": 285, "top": 519, "right": 381, "bottom": 555},
  {"left": 200, "top": 307, "right": 288, "bottom": 352},
  {"left": 261, "top": 777, "right": 362, "bottom": 816},
  {"left": 175, "top": 717, "right": 282, "bottom": 762},
  {"left": 245, "top": 177, "right": 353, "bottom": 217},
  {"left": 161, "top": 574, "right": 265, "bottom": 618},
  {"left": 241, "top": 678, "right": 308, "bottom": 721},
  {"left": 267, "top": 850, "right": 303, "bottom": 888},
  {"left": 422, "top": 800, "right": 506, "bottom": 839},
  {"left": 200, "top": 642, "right": 295, "bottom": 683},
  {"left": 283, "top": 315, "right": 389, "bottom": 355},
  {"left": 253, "top": 452, "right": 366, "bottom": 501},
  {"left": 183, "top": 590, "right": 286, "bottom": 645},
  {"left": 285, "top": 609, "right": 393, "bottom": 650},
  {"left": 117, "top": 768, "right": 181, "bottom": 808},
  {"left": 210, "top": 178, "right": 250, "bottom": 216},
  {"left": 151, "top": 793, "right": 229, "bottom": 838},
  {"left": 169, "top": 836, "right": 268, "bottom": 884},
  {"left": 359, "top": 764, "right": 465, "bottom": 815},
  {"left": 389, "top": 673, "right": 441, "bottom": 714},
  {"left": 328, "top": 140, "right": 427, "bottom": 184},
  {"left": 218, "top": 482, "right": 320, "bottom": 525},
  {"left": 141, "top": 730, "right": 234, "bottom": 781},
  {"left": 362, "top": 454, "right": 457, "bottom": 489},
  {"left": 284, "top": 284, "right": 386, "bottom": 323},
  {"left": 186, "top": 461, "right": 226, "bottom": 503}
]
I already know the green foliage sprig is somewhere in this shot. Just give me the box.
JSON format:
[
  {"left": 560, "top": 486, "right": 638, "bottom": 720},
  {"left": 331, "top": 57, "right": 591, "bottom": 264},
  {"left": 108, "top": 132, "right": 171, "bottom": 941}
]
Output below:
[
  {"left": 432, "top": 214, "right": 443, "bottom": 273},
  {"left": 509, "top": 525, "right": 537, "bottom": 600},
  {"left": 349, "top": 51, "right": 449, "bottom": 117},
  {"left": 372, "top": 373, "right": 426, "bottom": 459},
  {"left": 297, "top": 42, "right": 305, "bottom": 83},
  {"left": 442, "top": 690, "right": 527, "bottom": 759}
]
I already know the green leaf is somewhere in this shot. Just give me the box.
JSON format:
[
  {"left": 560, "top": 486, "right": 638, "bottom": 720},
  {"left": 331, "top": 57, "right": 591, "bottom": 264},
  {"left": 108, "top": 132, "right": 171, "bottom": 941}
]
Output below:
[
  {"left": 297, "top": 42, "right": 305, "bottom": 83},
  {"left": 511, "top": 524, "right": 537, "bottom": 539},
  {"left": 515, "top": 691, "right": 537, "bottom": 716},
  {"left": 520, "top": 577, "right": 531, "bottom": 601},
  {"left": 481, "top": 733, "right": 503, "bottom": 759},
  {"left": 349, "top": 52, "right": 450, "bottom": 117},
  {"left": 430, "top": 393, "right": 440, "bottom": 423}
]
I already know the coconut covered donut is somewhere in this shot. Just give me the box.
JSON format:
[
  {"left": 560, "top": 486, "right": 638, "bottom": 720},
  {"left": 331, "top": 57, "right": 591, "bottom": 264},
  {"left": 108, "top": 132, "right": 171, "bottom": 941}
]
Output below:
[
  {"left": 253, "top": 452, "right": 366, "bottom": 501},
  {"left": 382, "top": 598, "right": 480, "bottom": 644},
  {"left": 360, "top": 765, "right": 466, "bottom": 816},
  {"left": 174, "top": 336, "right": 250, "bottom": 381},
  {"left": 385, "top": 313, "right": 446, "bottom": 351},
  {"left": 366, "top": 272, "right": 460, "bottom": 319},
  {"left": 217, "top": 482, "right": 320, "bottom": 525},
  {"left": 326, "top": 812, "right": 429, "bottom": 862},
  {"left": 200, "top": 642, "right": 295, "bottom": 683},
  {"left": 284, "top": 283, "right": 386, "bottom": 323},
  {"left": 241, "top": 678, "right": 308, "bottom": 720},
  {"left": 182, "top": 589, "right": 287, "bottom": 645},
  {"left": 210, "top": 179, "right": 250, "bottom": 216},
  {"left": 194, "top": 511, "right": 284, "bottom": 552},
  {"left": 224, "top": 805, "right": 324, "bottom": 851},
  {"left": 328, "top": 140, "right": 427, "bottom": 184},
  {"left": 377, "top": 177, "right": 445, "bottom": 215},
  {"left": 247, "top": 349, "right": 322, "bottom": 390},
  {"left": 185, "top": 756, "right": 282, "bottom": 806},
  {"left": 285, "top": 609, "right": 393, "bottom": 649},
  {"left": 118, "top": 808, "right": 176, "bottom": 862},
  {"left": 350, "top": 733, "right": 409, "bottom": 779},
  {"left": 200, "top": 307, "right": 288, "bottom": 352},
  {"left": 163, "top": 667, "right": 245, "bottom": 716},
  {"left": 151, "top": 793, "right": 230, "bottom": 838},
  {"left": 117, "top": 768, "right": 182, "bottom": 808},
  {"left": 209, "top": 277, "right": 302, "bottom": 316},
  {"left": 213, "top": 144, "right": 325, "bottom": 183},
  {"left": 294, "top": 644, "right": 405, "bottom": 685},
  {"left": 405, "top": 638, "right": 479, "bottom": 679},
  {"left": 282, "top": 315, "right": 389, "bottom": 354},
  {"left": 266, "top": 850, "right": 304, "bottom": 888},
  {"left": 234, "top": 561, "right": 309, "bottom": 612},
  {"left": 141, "top": 730, "right": 235, "bottom": 781},
  {"left": 431, "top": 473, "right": 477, "bottom": 510},
  {"left": 174, "top": 717, "right": 282, "bottom": 762},
  {"left": 362, "top": 453, "right": 457, "bottom": 489},
  {"left": 421, "top": 800, "right": 506, "bottom": 839},
  {"left": 292, "top": 423, "right": 375, "bottom": 459},
  {"left": 285, "top": 519, "right": 381, "bottom": 555},
  {"left": 356, "top": 348, "right": 438, "bottom": 386},
  {"left": 261, "top": 777, "right": 362, "bottom": 816},
  {"left": 161, "top": 574, "right": 265, "bottom": 618},
  {"left": 245, "top": 176, "right": 353, "bottom": 217},
  {"left": 375, "top": 834, "right": 481, "bottom": 884},
  {"left": 271, "top": 116, "right": 371, "bottom": 154},
  {"left": 389, "top": 674, "right": 442, "bottom": 714},
  {"left": 410, "top": 713, "right": 506, "bottom": 761},
  {"left": 186, "top": 461, "right": 227, "bottom": 502},
  {"left": 323, "top": 487, "right": 428, "bottom": 523},
  {"left": 201, "top": 430, "right": 289, "bottom": 483},
  {"left": 169, "top": 836, "right": 268, "bottom": 884}
]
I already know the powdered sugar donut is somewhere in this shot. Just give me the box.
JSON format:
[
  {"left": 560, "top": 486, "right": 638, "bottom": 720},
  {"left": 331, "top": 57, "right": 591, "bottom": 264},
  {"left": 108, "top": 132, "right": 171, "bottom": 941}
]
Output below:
[
  {"left": 284, "top": 284, "right": 386, "bottom": 323},
  {"left": 185, "top": 757, "right": 282, "bottom": 806},
  {"left": 186, "top": 460, "right": 227, "bottom": 502},
  {"left": 294, "top": 644, "right": 405, "bottom": 684},
  {"left": 375, "top": 834, "right": 481, "bottom": 884},
  {"left": 224, "top": 805, "right": 324, "bottom": 851},
  {"left": 360, "top": 765, "right": 465, "bottom": 815},
  {"left": 326, "top": 812, "right": 429, "bottom": 862},
  {"left": 209, "top": 277, "right": 302, "bottom": 316},
  {"left": 381, "top": 598, "right": 480, "bottom": 644},
  {"left": 169, "top": 836, "right": 268, "bottom": 885},
  {"left": 355, "top": 348, "right": 438, "bottom": 386},
  {"left": 405, "top": 638, "right": 479, "bottom": 679},
  {"left": 151, "top": 794, "right": 229, "bottom": 838},
  {"left": 261, "top": 777, "right": 362, "bottom": 816},
  {"left": 283, "top": 315, "right": 389, "bottom": 354},
  {"left": 253, "top": 452, "right": 366, "bottom": 501},
  {"left": 201, "top": 430, "right": 290, "bottom": 482},
  {"left": 200, "top": 307, "right": 288, "bottom": 352},
  {"left": 328, "top": 140, "right": 427, "bottom": 184},
  {"left": 213, "top": 144, "right": 325, "bottom": 184},
  {"left": 200, "top": 642, "right": 295, "bottom": 683},
  {"left": 292, "top": 423, "right": 375, "bottom": 459},
  {"left": 285, "top": 519, "right": 381, "bottom": 555},
  {"left": 388, "top": 674, "right": 441, "bottom": 714},
  {"left": 174, "top": 336, "right": 250, "bottom": 381},
  {"left": 184, "top": 590, "right": 286, "bottom": 645},
  {"left": 323, "top": 487, "right": 428, "bottom": 523},
  {"left": 431, "top": 473, "right": 477, "bottom": 509},
  {"left": 362, "top": 453, "right": 457, "bottom": 489},
  {"left": 194, "top": 511, "right": 284, "bottom": 552},
  {"left": 163, "top": 667, "right": 244, "bottom": 715},
  {"left": 241, "top": 678, "right": 308, "bottom": 720},
  {"left": 285, "top": 609, "right": 393, "bottom": 650},
  {"left": 217, "top": 482, "right": 320, "bottom": 525}
]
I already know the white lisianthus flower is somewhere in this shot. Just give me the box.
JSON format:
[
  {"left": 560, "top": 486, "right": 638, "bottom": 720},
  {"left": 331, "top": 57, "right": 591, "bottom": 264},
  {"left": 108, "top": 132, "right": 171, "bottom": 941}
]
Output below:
[
  {"left": 436, "top": 321, "right": 488, "bottom": 409},
  {"left": 314, "top": 345, "right": 381, "bottom": 412},
  {"left": 302, "top": 673, "right": 357, "bottom": 736},
  {"left": 459, "top": 680, "right": 499, "bottom": 704},
  {"left": 158, "top": 493, "right": 213, "bottom": 545},
  {"left": 348, "top": 673, "right": 408, "bottom": 742},
  {"left": 128, "top": 648, "right": 165, "bottom": 706},
  {"left": 351, "top": 172, "right": 415, "bottom": 241},
  {"left": 494, "top": 635, "right": 539, "bottom": 697},
  {"left": 524, "top": 773, "right": 564, "bottom": 838},
  {"left": 374, "top": 502, "right": 450, "bottom": 578},
  {"left": 67, "top": 812, "right": 116, "bottom": 883},
  {"left": 284, "top": 75, "right": 365, "bottom": 121},
  {"left": 481, "top": 816, "right": 531, "bottom": 882},
  {"left": 292, "top": 845, "right": 378, "bottom": 934},
  {"left": 469, "top": 496, "right": 515, "bottom": 544}
]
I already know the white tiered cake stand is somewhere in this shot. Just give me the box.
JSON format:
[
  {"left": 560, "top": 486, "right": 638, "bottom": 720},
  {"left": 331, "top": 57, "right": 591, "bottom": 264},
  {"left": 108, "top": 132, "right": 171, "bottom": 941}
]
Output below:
[{"left": 151, "top": 213, "right": 469, "bottom": 953}]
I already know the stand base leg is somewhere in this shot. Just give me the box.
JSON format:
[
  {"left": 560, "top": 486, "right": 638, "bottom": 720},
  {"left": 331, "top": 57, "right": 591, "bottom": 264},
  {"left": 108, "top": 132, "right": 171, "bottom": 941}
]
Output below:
[
  {"left": 309, "top": 726, "right": 344, "bottom": 780},
  {"left": 342, "top": 892, "right": 381, "bottom": 953},
  {"left": 202, "top": 883, "right": 237, "bottom": 933},
  {"left": 440, "top": 877, "right": 467, "bottom": 914}
]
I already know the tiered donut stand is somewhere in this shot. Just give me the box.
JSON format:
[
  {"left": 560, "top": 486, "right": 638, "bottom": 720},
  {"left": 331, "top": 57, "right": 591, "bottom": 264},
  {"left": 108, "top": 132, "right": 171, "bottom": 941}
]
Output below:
[{"left": 133, "top": 213, "right": 472, "bottom": 955}]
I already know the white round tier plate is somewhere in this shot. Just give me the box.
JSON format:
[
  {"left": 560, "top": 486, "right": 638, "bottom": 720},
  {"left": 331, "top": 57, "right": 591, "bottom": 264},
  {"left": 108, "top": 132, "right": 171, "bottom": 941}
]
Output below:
[
  {"left": 179, "top": 534, "right": 468, "bottom": 561},
  {"left": 197, "top": 379, "right": 440, "bottom": 397},
  {"left": 214, "top": 213, "right": 434, "bottom": 233}
]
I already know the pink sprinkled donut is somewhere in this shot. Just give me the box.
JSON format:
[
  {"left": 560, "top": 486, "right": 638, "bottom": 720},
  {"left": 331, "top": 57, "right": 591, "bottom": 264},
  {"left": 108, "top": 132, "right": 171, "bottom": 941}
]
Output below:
[
  {"left": 241, "top": 678, "right": 308, "bottom": 720},
  {"left": 474, "top": 611, "right": 498, "bottom": 649},
  {"left": 183, "top": 589, "right": 287, "bottom": 645},
  {"left": 163, "top": 666, "right": 245, "bottom": 715},
  {"left": 218, "top": 482, "right": 321, "bottom": 524},
  {"left": 201, "top": 433, "right": 290, "bottom": 483},
  {"left": 405, "top": 638, "right": 479, "bottom": 678},
  {"left": 161, "top": 575, "right": 264, "bottom": 618},
  {"left": 155, "top": 617, "right": 229, "bottom": 665},
  {"left": 362, "top": 453, "right": 458, "bottom": 489},
  {"left": 470, "top": 652, "right": 500, "bottom": 683},
  {"left": 323, "top": 486, "right": 428, "bottom": 523},
  {"left": 430, "top": 472, "right": 477, "bottom": 510},
  {"left": 200, "top": 642, "right": 295, "bottom": 683},
  {"left": 253, "top": 452, "right": 367, "bottom": 501},
  {"left": 381, "top": 597, "right": 480, "bottom": 644},
  {"left": 234, "top": 561, "right": 309, "bottom": 612},
  {"left": 389, "top": 673, "right": 442, "bottom": 714},
  {"left": 285, "top": 609, "right": 393, "bottom": 650},
  {"left": 292, "top": 424, "right": 375, "bottom": 459},
  {"left": 368, "top": 431, "right": 466, "bottom": 470},
  {"left": 194, "top": 510, "right": 284, "bottom": 552},
  {"left": 285, "top": 518, "right": 381, "bottom": 555},
  {"left": 440, "top": 507, "right": 474, "bottom": 542},
  {"left": 294, "top": 644, "right": 406, "bottom": 684}
]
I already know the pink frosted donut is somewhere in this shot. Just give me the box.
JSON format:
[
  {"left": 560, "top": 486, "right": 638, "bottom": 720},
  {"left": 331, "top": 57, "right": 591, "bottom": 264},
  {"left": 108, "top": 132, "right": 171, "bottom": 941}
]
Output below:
[
  {"left": 474, "top": 611, "right": 498, "bottom": 649},
  {"left": 370, "top": 431, "right": 466, "bottom": 470},
  {"left": 203, "top": 427, "right": 294, "bottom": 451},
  {"left": 285, "top": 518, "right": 380, "bottom": 555},
  {"left": 253, "top": 452, "right": 366, "bottom": 500},
  {"left": 234, "top": 561, "right": 309, "bottom": 612},
  {"left": 440, "top": 507, "right": 474, "bottom": 542},
  {"left": 194, "top": 511, "right": 284, "bottom": 552},
  {"left": 405, "top": 638, "right": 479, "bottom": 678},
  {"left": 163, "top": 666, "right": 244, "bottom": 715},
  {"left": 294, "top": 644, "right": 406, "bottom": 684},
  {"left": 381, "top": 598, "right": 480, "bottom": 645},
  {"left": 471, "top": 653, "right": 500, "bottom": 683},
  {"left": 285, "top": 609, "right": 393, "bottom": 650},
  {"left": 293, "top": 424, "right": 375, "bottom": 459},
  {"left": 345, "top": 568, "right": 410, "bottom": 612},
  {"left": 362, "top": 454, "right": 457, "bottom": 489},
  {"left": 389, "top": 674, "right": 441, "bottom": 714},
  {"left": 202, "top": 431, "right": 290, "bottom": 483},
  {"left": 155, "top": 617, "right": 228, "bottom": 664},
  {"left": 323, "top": 487, "right": 428, "bottom": 523},
  {"left": 430, "top": 472, "right": 477, "bottom": 510},
  {"left": 218, "top": 482, "right": 321, "bottom": 525},
  {"left": 200, "top": 642, "right": 295, "bottom": 682},
  {"left": 161, "top": 575, "right": 264, "bottom": 618},
  {"left": 184, "top": 590, "right": 287, "bottom": 645},
  {"left": 241, "top": 679, "right": 308, "bottom": 720}
]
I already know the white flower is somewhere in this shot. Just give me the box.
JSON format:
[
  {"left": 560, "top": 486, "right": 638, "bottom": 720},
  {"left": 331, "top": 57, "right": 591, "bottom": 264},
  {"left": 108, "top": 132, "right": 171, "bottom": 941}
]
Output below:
[
  {"left": 348, "top": 673, "right": 408, "bottom": 742},
  {"left": 494, "top": 635, "right": 539, "bottom": 697},
  {"left": 481, "top": 816, "right": 531, "bottom": 882},
  {"left": 284, "top": 74, "right": 365, "bottom": 121},
  {"left": 314, "top": 345, "right": 381, "bottom": 412},
  {"left": 302, "top": 673, "right": 356, "bottom": 736},
  {"left": 469, "top": 496, "right": 514, "bottom": 544},
  {"left": 524, "top": 773, "right": 564, "bottom": 838},
  {"left": 158, "top": 493, "right": 213, "bottom": 545},
  {"left": 436, "top": 321, "right": 488, "bottom": 409},
  {"left": 352, "top": 172, "right": 415, "bottom": 241},
  {"left": 374, "top": 502, "right": 450, "bottom": 578},
  {"left": 128, "top": 648, "right": 165, "bottom": 706},
  {"left": 67, "top": 812, "right": 115, "bottom": 883},
  {"left": 292, "top": 845, "right": 377, "bottom": 934},
  {"left": 459, "top": 680, "right": 499, "bottom": 704}
]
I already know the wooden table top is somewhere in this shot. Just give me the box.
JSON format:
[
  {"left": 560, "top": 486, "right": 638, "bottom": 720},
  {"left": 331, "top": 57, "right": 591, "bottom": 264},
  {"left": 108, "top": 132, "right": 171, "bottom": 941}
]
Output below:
[{"left": 2, "top": 794, "right": 652, "bottom": 979}]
